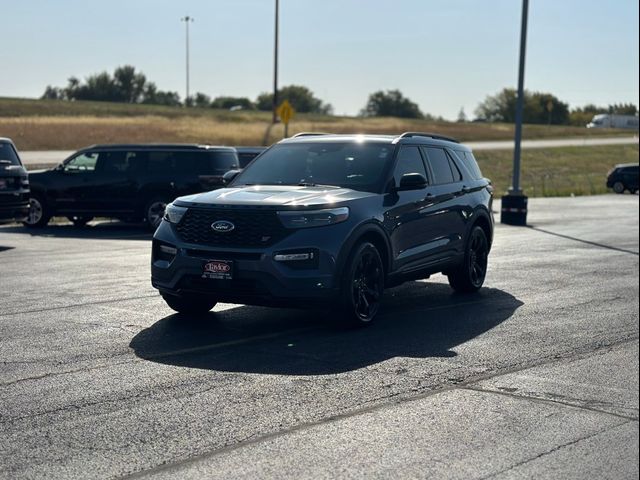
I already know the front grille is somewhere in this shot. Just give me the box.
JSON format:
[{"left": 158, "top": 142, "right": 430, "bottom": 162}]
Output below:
[
  {"left": 175, "top": 207, "right": 290, "bottom": 247},
  {"left": 179, "top": 276, "right": 269, "bottom": 296}
]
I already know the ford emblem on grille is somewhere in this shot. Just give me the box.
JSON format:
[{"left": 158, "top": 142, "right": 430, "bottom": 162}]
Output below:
[{"left": 211, "top": 220, "right": 235, "bottom": 233}]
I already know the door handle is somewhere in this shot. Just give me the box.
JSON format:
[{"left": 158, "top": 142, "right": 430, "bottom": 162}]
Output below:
[{"left": 461, "top": 185, "right": 470, "bottom": 194}]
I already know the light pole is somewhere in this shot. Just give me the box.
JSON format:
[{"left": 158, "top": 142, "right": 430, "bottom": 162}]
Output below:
[
  {"left": 501, "top": 0, "right": 529, "bottom": 226},
  {"left": 272, "top": 0, "right": 279, "bottom": 123},
  {"left": 181, "top": 15, "right": 194, "bottom": 106}
]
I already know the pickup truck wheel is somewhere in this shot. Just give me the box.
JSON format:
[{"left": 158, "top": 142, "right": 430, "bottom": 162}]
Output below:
[
  {"left": 339, "top": 242, "right": 384, "bottom": 326},
  {"left": 162, "top": 294, "right": 217, "bottom": 315},
  {"left": 23, "top": 194, "right": 51, "bottom": 228},
  {"left": 448, "top": 226, "right": 489, "bottom": 293}
]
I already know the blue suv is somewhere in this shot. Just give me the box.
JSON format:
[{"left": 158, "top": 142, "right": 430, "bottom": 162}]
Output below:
[{"left": 151, "top": 132, "right": 494, "bottom": 325}]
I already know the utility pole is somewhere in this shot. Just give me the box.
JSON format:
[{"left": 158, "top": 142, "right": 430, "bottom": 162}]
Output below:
[
  {"left": 501, "top": 0, "right": 529, "bottom": 226},
  {"left": 181, "top": 16, "right": 194, "bottom": 106},
  {"left": 272, "top": 0, "right": 279, "bottom": 123}
]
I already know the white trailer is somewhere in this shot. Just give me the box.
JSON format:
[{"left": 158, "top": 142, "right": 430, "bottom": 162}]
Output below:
[{"left": 587, "top": 114, "right": 639, "bottom": 129}]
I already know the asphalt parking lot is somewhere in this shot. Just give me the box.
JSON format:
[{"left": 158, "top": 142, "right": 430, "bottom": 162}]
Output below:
[{"left": 0, "top": 194, "right": 638, "bottom": 479}]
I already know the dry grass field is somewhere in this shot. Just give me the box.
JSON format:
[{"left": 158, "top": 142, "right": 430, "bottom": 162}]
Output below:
[{"left": 0, "top": 97, "right": 631, "bottom": 150}]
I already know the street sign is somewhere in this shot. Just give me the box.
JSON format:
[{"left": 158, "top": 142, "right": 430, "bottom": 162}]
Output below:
[{"left": 277, "top": 100, "right": 295, "bottom": 125}]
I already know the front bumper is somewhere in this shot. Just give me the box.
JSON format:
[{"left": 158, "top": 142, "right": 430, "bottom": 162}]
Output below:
[
  {"left": 0, "top": 198, "right": 29, "bottom": 223},
  {"left": 151, "top": 220, "right": 347, "bottom": 307}
]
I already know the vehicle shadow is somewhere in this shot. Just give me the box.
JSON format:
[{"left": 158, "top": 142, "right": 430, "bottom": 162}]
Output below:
[
  {"left": 0, "top": 221, "right": 152, "bottom": 240},
  {"left": 130, "top": 282, "right": 523, "bottom": 375}
]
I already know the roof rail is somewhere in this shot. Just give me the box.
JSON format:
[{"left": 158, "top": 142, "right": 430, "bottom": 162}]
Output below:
[
  {"left": 291, "top": 132, "right": 329, "bottom": 138},
  {"left": 398, "top": 132, "right": 460, "bottom": 144}
]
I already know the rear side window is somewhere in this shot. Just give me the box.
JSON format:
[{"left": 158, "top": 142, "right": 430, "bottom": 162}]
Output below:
[
  {"left": 454, "top": 150, "right": 483, "bottom": 180},
  {"left": 393, "top": 146, "right": 428, "bottom": 186},
  {"left": 424, "top": 147, "right": 454, "bottom": 184},
  {"left": 0, "top": 143, "right": 21, "bottom": 166},
  {"left": 206, "top": 151, "right": 239, "bottom": 174}
]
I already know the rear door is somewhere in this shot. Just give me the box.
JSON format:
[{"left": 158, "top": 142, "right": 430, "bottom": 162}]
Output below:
[
  {"left": 420, "top": 147, "right": 469, "bottom": 257},
  {"left": 82, "top": 150, "right": 141, "bottom": 213}
]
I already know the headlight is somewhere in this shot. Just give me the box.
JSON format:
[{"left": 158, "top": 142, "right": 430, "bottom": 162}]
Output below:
[
  {"left": 163, "top": 203, "right": 188, "bottom": 224},
  {"left": 277, "top": 207, "right": 349, "bottom": 229}
]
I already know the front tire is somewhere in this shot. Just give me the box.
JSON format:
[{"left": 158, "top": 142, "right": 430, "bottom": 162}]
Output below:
[
  {"left": 339, "top": 242, "right": 384, "bottom": 326},
  {"left": 23, "top": 194, "right": 51, "bottom": 228},
  {"left": 448, "top": 226, "right": 489, "bottom": 293},
  {"left": 162, "top": 294, "right": 217, "bottom": 315},
  {"left": 612, "top": 181, "right": 625, "bottom": 194}
]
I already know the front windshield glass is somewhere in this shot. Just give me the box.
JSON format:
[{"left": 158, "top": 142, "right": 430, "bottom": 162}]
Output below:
[{"left": 232, "top": 142, "right": 395, "bottom": 193}]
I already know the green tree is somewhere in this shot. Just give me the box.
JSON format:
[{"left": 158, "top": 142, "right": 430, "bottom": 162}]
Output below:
[
  {"left": 360, "top": 89, "right": 423, "bottom": 119},
  {"left": 113, "top": 65, "right": 146, "bottom": 103},
  {"left": 211, "top": 96, "right": 255, "bottom": 110},
  {"left": 475, "top": 88, "right": 569, "bottom": 125},
  {"left": 255, "top": 85, "right": 332, "bottom": 114}
]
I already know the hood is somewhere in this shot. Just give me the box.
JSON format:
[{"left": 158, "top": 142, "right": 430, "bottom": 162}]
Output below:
[{"left": 174, "top": 185, "right": 375, "bottom": 208}]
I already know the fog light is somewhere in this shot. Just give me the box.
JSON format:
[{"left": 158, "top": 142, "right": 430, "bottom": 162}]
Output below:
[
  {"left": 159, "top": 245, "right": 178, "bottom": 255},
  {"left": 274, "top": 252, "right": 314, "bottom": 262}
]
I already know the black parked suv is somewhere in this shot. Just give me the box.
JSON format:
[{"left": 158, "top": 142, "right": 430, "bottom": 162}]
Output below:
[
  {"left": 152, "top": 132, "right": 494, "bottom": 325},
  {"left": 607, "top": 163, "right": 639, "bottom": 194},
  {"left": 25, "top": 144, "right": 239, "bottom": 229},
  {"left": 235, "top": 146, "right": 267, "bottom": 168},
  {"left": 0, "top": 138, "right": 29, "bottom": 224}
]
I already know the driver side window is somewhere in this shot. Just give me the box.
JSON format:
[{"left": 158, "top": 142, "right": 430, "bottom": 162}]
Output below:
[
  {"left": 63, "top": 152, "right": 98, "bottom": 172},
  {"left": 393, "top": 147, "right": 428, "bottom": 187}
]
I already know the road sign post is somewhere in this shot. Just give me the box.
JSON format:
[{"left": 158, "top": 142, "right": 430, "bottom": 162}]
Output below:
[{"left": 276, "top": 100, "right": 295, "bottom": 138}]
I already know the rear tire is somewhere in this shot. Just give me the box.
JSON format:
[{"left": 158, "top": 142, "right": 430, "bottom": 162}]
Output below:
[
  {"left": 338, "top": 242, "right": 384, "bottom": 327},
  {"left": 612, "top": 181, "right": 625, "bottom": 194},
  {"left": 23, "top": 194, "right": 51, "bottom": 228},
  {"left": 448, "top": 226, "right": 489, "bottom": 293},
  {"left": 162, "top": 294, "right": 217, "bottom": 315}
]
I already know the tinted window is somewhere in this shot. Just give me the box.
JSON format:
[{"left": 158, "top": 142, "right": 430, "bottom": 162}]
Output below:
[
  {"left": 233, "top": 142, "right": 394, "bottom": 193},
  {"left": 454, "top": 150, "right": 483, "bottom": 180},
  {"left": 206, "top": 151, "right": 239, "bottom": 174},
  {"left": 64, "top": 152, "right": 98, "bottom": 172},
  {"left": 393, "top": 147, "right": 427, "bottom": 186},
  {"left": 447, "top": 152, "right": 463, "bottom": 182},
  {"left": 0, "top": 143, "right": 21, "bottom": 166},
  {"left": 424, "top": 148, "right": 454, "bottom": 184},
  {"left": 96, "top": 151, "right": 131, "bottom": 173}
]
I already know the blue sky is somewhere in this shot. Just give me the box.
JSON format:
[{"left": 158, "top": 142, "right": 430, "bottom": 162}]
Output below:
[{"left": 1, "top": 0, "right": 638, "bottom": 119}]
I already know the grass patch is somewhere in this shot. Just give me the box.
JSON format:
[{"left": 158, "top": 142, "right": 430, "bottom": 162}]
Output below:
[
  {"left": 475, "top": 144, "right": 639, "bottom": 197},
  {"left": 0, "top": 96, "right": 632, "bottom": 150}
]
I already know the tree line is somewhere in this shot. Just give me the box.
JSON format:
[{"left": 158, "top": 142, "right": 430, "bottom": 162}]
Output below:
[{"left": 42, "top": 65, "right": 637, "bottom": 125}]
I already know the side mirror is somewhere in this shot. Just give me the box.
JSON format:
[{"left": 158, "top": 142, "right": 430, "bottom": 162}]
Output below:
[
  {"left": 222, "top": 169, "right": 241, "bottom": 185},
  {"left": 397, "top": 173, "right": 427, "bottom": 191}
]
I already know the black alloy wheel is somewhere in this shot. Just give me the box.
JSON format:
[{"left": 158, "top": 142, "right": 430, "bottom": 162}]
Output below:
[
  {"left": 342, "top": 242, "right": 384, "bottom": 326},
  {"left": 448, "top": 226, "right": 489, "bottom": 293}
]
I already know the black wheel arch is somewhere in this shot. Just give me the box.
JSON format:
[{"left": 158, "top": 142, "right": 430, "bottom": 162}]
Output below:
[
  {"left": 335, "top": 222, "right": 392, "bottom": 284},
  {"left": 467, "top": 206, "right": 493, "bottom": 251}
]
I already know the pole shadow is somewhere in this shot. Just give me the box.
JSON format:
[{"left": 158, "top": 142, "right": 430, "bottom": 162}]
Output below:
[{"left": 130, "top": 282, "right": 523, "bottom": 376}]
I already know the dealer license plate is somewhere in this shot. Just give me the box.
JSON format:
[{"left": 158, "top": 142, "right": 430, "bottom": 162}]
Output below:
[{"left": 202, "top": 259, "right": 233, "bottom": 280}]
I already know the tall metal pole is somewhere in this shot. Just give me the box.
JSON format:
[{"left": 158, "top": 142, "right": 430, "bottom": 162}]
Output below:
[
  {"left": 501, "top": 0, "right": 529, "bottom": 226},
  {"left": 510, "top": 0, "right": 528, "bottom": 194},
  {"left": 181, "top": 16, "right": 194, "bottom": 106},
  {"left": 272, "top": 0, "right": 279, "bottom": 123}
]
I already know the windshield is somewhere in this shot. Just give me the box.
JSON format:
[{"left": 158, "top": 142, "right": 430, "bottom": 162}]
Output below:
[
  {"left": 0, "top": 143, "right": 21, "bottom": 166},
  {"left": 232, "top": 142, "right": 395, "bottom": 193}
]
